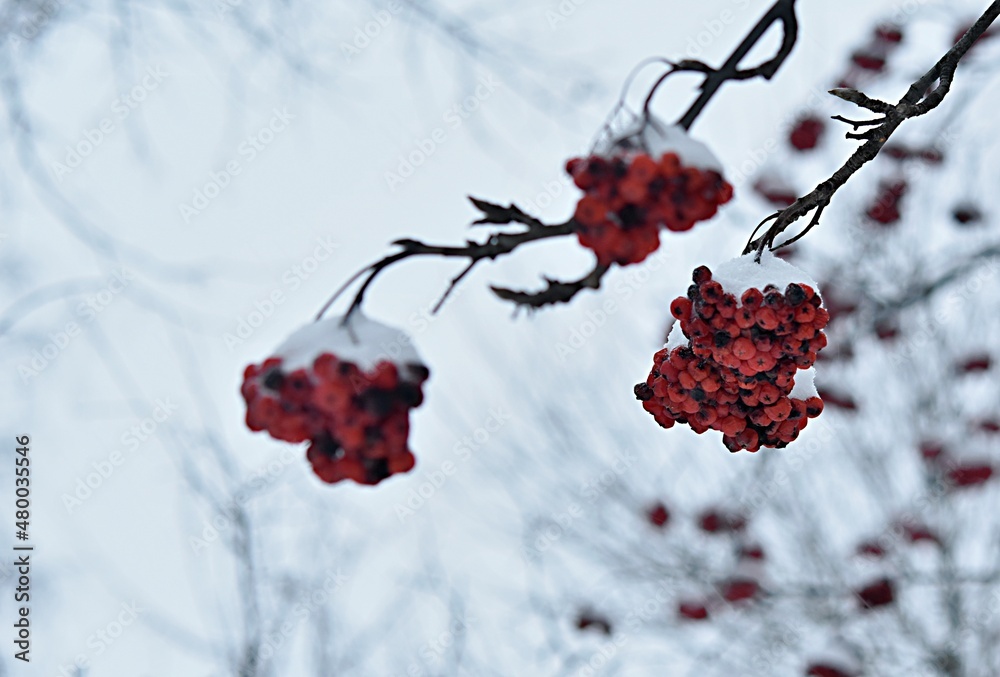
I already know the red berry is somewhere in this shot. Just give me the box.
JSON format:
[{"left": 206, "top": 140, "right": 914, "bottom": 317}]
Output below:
[
  {"left": 807, "top": 664, "right": 855, "bottom": 677},
  {"left": 874, "top": 25, "right": 903, "bottom": 43},
  {"left": 647, "top": 502, "right": 670, "bottom": 528},
  {"left": 958, "top": 355, "right": 991, "bottom": 373},
  {"left": 947, "top": 464, "right": 994, "bottom": 487},
  {"left": 857, "top": 578, "right": 894, "bottom": 609},
  {"left": 919, "top": 442, "right": 945, "bottom": 461},
  {"left": 575, "top": 611, "right": 612, "bottom": 635},
  {"left": 952, "top": 204, "right": 982, "bottom": 225},
  {"left": 789, "top": 116, "right": 824, "bottom": 151},
  {"left": 678, "top": 602, "right": 709, "bottom": 620},
  {"left": 856, "top": 540, "right": 885, "bottom": 558},
  {"left": 851, "top": 52, "right": 886, "bottom": 71},
  {"left": 720, "top": 578, "right": 759, "bottom": 603}
]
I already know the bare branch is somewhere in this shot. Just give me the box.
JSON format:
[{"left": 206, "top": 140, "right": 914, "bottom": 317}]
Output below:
[
  {"left": 745, "top": 0, "right": 1000, "bottom": 258},
  {"left": 316, "top": 202, "right": 576, "bottom": 322},
  {"left": 490, "top": 264, "right": 610, "bottom": 310},
  {"left": 675, "top": 0, "right": 799, "bottom": 131}
]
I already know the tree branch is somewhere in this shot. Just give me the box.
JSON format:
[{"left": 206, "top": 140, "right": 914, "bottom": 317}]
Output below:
[
  {"left": 490, "top": 264, "right": 610, "bottom": 310},
  {"left": 745, "top": 0, "right": 1000, "bottom": 258},
  {"left": 315, "top": 198, "right": 575, "bottom": 322},
  {"left": 877, "top": 243, "right": 1000, "bottom": 313},
  {"left": 676, "top": 0, "right": 799, "bottom": 131},
  {"left": 323, "top": 0, "right": 803, "bottom": 319}
]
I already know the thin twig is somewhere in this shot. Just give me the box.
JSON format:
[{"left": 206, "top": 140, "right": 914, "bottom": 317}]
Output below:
[
  {"left": 330, "top": 200, "right": 576, "bottom": 322},
  {"left": 490, "top": 263, "right": 610, "bottom": 310},
  {"left": 676, "top": 0, "right": 799, "bottom": 131}
]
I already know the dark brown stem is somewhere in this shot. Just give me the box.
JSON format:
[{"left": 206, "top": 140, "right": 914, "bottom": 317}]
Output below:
[
  {"left": 316, "top": 199, "right": 575, "bottom": 323},
  {"left": 491, "top": 263, "right": 610, "bottom": 310},
  {"left": 676, "top": 0, "right": 799, "bottom": 131}
]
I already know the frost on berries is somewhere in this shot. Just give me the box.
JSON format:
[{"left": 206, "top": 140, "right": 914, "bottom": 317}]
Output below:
[
  {"left": 565, "top": 116, "right": 733, "bottom": 266},
  {"left": 635, "top": 252, "right": 829, "bottom": 452},
  {"left": 240, "top": 315, "right": 429, "bottom": 486}
]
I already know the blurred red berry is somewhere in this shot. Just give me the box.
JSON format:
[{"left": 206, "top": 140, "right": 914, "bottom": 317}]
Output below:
[
  {"left": 874, "top": 25, "right": 903, "bottom": 44},
  {"left": 959, "top": 355, "right": 991, "bottom": 373},
  {"left": 698, "top": 509, "right": 747, "bottom": 534},
  {"left": 857, "top": 578, "right": 895, "bottom": 609},
  {"left": 851, "top": 52, "right": 886, "bottom": 71},
  {"left": 789, "top": 116, "right": 824, "bottom": 151},
  {"left": 856, "top": 540, "right": 886, "bottom": 558},
  {"left": 647, "top": 502, "right": 671, "bottom": 528},
  {"left": 739, "top": 544, "right": 765, "bottom": 560},
  {"left": 919, "top": 441, "right": 946, "bottom": 461},
  {"left": 720, "top": 578, "right": 759, "bottom": 603},
  {"left": 807, "top": 664, "right": 854, "bottom": 677},
  {"left": 867, "top": 180, "right": 907, "bottom": 225},
  {"left": 678, "top": 602, "right": 709, "bottom": 620},
  {"left": 947, "top": 464, "right": 994, "bottom": 487},
  {"left": 952, "top": 204, "right": 982, "bottom": 225},
  {"left": 575, "top": 611, "right": 612, "bottom": 635}
]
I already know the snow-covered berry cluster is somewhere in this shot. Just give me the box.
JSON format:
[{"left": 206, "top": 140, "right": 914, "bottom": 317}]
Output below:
[
  {"left": 635, "top": 253, "right": 829, "bottom": 452},
  {"left": 566, "top": 118, "right": 733, "bottom": 266},
  {"left": 241, "top": 315, "right": 429, "bottom": 486}
]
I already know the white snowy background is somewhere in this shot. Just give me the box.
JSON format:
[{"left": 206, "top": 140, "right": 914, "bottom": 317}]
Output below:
[{"left": 1, "top": 0, "right": 999, "bottom": 675}]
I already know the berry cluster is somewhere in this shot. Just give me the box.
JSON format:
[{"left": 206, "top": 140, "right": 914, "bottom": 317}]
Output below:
[
  {"left": 636, "top": 263, "right": 828, "bottom": 452},
  {"left": 566, "top": 139, "right": 733, "bottom": 266},
  {"left": 241, "top": 318, "right": 429, "bottom": 486}
]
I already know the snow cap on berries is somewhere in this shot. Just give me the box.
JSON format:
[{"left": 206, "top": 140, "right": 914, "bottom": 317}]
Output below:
[
  {"left": 598, "top": 114, "right": 724, "bottom": 172},
  {"left": 710, "top": 250, "right": 820, "bottom": 299},
  {"left": 274, "top": 313, "right": 423, "bottom": 375}
]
